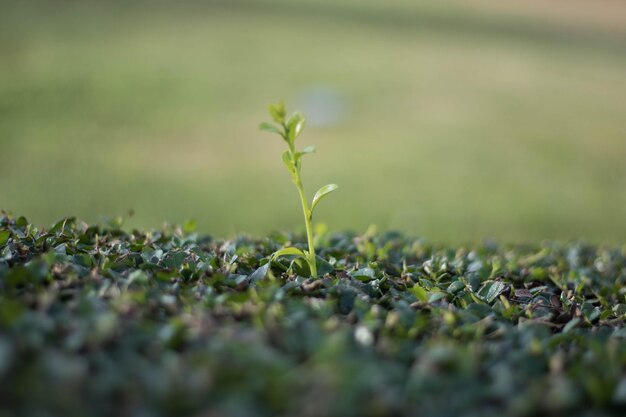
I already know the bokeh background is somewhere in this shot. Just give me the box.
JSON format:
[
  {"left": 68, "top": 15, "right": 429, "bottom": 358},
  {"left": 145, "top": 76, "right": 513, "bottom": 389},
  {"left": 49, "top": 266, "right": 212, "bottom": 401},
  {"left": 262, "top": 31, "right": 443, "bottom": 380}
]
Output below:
[{"left": 1, "top": 0, "right": 626, "bottom": 243}]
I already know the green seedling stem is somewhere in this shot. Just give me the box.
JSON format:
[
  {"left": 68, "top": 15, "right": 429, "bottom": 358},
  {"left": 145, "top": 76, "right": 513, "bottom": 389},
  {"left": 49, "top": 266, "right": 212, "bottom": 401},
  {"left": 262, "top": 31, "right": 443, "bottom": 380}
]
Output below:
[{"left": 259, "top": 101, "right": 338, "bottom": 278}]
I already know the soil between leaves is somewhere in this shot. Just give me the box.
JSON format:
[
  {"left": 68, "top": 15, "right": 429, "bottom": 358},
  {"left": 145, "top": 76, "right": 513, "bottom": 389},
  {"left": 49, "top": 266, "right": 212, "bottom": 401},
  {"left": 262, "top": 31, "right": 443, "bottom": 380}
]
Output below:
[{"left": 0, "top": 214, "right": 625, "bottom": 417}]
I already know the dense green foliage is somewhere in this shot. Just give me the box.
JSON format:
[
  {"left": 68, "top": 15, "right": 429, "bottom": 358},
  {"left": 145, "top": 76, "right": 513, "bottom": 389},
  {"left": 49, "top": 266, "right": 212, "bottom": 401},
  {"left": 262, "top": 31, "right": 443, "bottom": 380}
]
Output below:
[{"left": 0, "top": 214, "right": 625, "bottom": 417}]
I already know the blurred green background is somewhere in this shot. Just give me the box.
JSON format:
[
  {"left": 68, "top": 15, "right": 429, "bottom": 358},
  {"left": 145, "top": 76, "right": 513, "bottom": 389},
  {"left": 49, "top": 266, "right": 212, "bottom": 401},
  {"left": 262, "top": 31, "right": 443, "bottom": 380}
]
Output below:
[{"left": 1, "top": 0, "right": 626, "bottom": 243}]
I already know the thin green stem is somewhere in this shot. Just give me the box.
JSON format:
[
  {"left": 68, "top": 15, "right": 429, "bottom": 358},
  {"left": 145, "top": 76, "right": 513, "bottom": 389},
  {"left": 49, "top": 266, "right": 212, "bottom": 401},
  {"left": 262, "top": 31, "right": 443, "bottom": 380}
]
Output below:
[{"left": 291, "top": 154, "right": 317, "bottom": 278}]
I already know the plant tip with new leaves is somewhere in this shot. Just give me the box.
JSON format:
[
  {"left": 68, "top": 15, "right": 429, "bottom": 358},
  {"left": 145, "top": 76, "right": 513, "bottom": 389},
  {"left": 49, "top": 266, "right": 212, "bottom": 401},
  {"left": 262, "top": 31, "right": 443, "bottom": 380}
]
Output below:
[{"left": 259, "top": 101, "right": 338, "bottom": 278}]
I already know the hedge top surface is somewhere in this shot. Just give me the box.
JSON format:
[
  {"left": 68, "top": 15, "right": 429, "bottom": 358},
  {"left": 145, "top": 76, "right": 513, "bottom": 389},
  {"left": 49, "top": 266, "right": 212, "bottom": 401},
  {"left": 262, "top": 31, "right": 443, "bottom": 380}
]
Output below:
[{"left": 0, "top": 214, "right": 625, "bottom": 417}]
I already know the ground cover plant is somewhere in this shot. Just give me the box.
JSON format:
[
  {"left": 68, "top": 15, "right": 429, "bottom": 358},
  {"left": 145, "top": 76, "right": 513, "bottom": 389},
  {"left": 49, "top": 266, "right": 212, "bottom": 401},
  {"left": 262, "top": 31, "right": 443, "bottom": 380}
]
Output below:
[{"left": 1, "top": 213, "right": 625, "bottom": 417}]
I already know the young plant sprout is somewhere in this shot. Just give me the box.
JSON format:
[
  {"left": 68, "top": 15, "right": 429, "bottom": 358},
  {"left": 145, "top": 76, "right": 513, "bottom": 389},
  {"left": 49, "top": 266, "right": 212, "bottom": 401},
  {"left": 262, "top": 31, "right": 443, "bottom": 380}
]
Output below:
[{"left": 259, "top": 101, "right": 338, "bottom": 278}]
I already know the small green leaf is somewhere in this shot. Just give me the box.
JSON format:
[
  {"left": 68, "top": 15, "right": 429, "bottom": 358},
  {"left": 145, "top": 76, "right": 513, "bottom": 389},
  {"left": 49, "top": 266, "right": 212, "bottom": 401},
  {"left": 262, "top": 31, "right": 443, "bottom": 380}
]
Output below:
[
  {"left": 281, "top": 150, "right": 294, "bottom": 171},
  {"left": 446, "top": 280, "right": 465, "bottom": 294},
  {"left": 182, "top": 219, "right": 197, "bottom": 234},
  {"left": 411, "top": 284, "right": 429, "bottom": 302},
  {"left": 295, "top": 145, "right": 316, "bottom": 160},
  {"left": 428, "top": 292, "right": 447, "bottom": 303},
  {"left": 127, "top": 270, "right": 149, "bottom": 287},
  {"left": 249, "top": 262, "right": 270, "bottom": 284},
  {"left": 272, "top": 247, "right": 306, "bottom": 259},
  {"left": 294, "top": 146, "right": 315, "bottom": 164},
  {"left": 350, "top": 267, "right": 376, "bottom": 281},
  {"left": 315, "top": 255, "right": 334, "bottom": 275},
  {"left": 0, "top": 230, "right": 10, "bottom": 246},
  {"left": 259, "top": 122, "right": 282, "bottom": 135},
  {"left": 287, "top": 112, "right": 305, "bottom": 142},
  {"left": 563, "top": 317, "right": 581, "bottom": 333},
  {"left": 613, "top": 304, "right": 626, "bottom": 317},
  {"left": 485, "top": 281, "right": 506, "bottom": 303},
  {"left": 311, "top": 184, "right": 338, "bottom": 212},
  {"left": 269, "top": 101, "right": 286, "bottom": 124}
]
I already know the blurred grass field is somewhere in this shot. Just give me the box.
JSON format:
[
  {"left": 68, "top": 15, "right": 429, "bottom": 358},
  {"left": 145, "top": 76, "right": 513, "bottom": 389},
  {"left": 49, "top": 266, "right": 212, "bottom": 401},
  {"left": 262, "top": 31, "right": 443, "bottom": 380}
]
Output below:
[{"left": 1, "top": 0, "right": 626, "bottom": 243}]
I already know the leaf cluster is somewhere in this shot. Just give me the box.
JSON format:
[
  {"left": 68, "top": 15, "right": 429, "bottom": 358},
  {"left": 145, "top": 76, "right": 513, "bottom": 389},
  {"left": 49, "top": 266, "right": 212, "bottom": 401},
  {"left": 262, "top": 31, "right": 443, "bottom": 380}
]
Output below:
[{"left": 1, "top": 214, "right": 625, "bottom": 416}]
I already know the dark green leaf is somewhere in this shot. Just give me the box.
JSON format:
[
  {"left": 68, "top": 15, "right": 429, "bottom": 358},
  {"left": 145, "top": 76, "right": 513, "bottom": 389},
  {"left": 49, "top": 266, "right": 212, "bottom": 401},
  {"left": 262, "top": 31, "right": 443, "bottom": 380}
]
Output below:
[
  {"left": 350, "top": 267, "right": 376, "bottom": 281},
  {"left": 249, "top": 262, "right": 270, "bottom": 284},
  {"left": 315, "top": 256, "right": 334, "bottom": 275}
]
